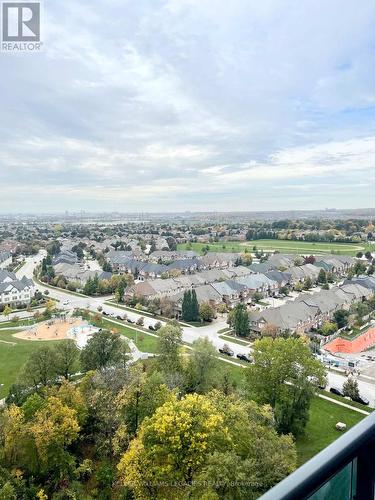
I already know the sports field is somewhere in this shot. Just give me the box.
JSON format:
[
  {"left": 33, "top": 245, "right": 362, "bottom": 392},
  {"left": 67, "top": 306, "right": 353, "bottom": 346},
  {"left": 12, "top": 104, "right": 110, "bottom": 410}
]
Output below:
[{"left": 178, "top": 240, "right": 375, "bottom": 256}]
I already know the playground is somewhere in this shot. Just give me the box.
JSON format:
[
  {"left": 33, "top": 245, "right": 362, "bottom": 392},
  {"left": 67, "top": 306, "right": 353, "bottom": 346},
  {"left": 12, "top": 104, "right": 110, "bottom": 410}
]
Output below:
[{"left": 12, "top": 318, "right": 99, "bottom": 347}]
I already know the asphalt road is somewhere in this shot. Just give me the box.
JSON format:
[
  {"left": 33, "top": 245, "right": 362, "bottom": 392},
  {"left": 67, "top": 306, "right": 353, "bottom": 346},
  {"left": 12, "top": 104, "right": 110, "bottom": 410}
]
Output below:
[{"left": 17, "top": 252, "right": 375, "bottom": 407}]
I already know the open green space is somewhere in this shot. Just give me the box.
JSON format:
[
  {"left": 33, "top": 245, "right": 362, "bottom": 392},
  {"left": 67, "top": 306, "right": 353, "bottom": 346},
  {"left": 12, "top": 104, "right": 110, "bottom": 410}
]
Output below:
[
  {"left": 89, "top": 315, "right": 160, "bottom": 354},
  {"left": 178, "top": 240, "right": 374, "bottom": 256},
  {"left": 295, "top": 397, "right": 365, "bottom": 465},
  {"left": 0, "top": 328, "right": 63, "bottom": 398}
]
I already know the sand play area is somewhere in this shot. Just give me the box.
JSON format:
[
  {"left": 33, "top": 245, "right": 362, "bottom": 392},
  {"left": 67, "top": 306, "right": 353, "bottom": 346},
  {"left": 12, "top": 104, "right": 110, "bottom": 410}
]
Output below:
[{"left": 13, "top": 318, "right": 87, "bottom": 341}]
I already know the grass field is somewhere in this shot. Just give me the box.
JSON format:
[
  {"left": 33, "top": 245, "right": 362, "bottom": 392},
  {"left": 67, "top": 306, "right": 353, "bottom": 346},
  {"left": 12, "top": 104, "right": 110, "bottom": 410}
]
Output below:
[
  {"left": 0, "top": 328, "right": 62, "bottom": 398},
  {"left": 295, "top": 397, "right": 365, "bottom": 465},
  {"left": 178, "top": 240, "right": 375, "bottom": 256},
  {"left": 91, "top": 316, "right": 160, "bottom": 354}
]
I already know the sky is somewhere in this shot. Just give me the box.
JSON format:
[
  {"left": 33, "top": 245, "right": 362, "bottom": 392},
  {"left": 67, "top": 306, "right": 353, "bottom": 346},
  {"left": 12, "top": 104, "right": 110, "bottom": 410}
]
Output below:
[{"left": 1, "top": 0, "right": 375, "bottom": 213}]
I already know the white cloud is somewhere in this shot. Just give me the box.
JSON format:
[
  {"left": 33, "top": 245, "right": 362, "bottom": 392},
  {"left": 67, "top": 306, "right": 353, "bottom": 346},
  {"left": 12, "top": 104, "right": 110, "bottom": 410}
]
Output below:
[{"left": 1, "top": 0, "right": 375, "bottom": 211}]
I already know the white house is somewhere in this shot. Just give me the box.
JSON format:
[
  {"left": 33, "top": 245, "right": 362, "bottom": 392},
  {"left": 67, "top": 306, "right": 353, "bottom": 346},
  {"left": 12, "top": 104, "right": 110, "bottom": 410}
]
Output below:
[{"left": 0, "top": 271, "right": 35, "bottom": 307}]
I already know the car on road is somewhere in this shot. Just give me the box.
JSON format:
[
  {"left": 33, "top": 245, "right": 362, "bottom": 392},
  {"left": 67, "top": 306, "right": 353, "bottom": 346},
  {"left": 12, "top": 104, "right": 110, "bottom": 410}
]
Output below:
[
  {"left": 102, "top": 311, "right": 109, "bottom": 316},
  {"left": 116, "top": 315, "right": 123, "bottom": 320},
  {"left": 330, "top": 387, "right": 344, "bottom": 397},
  {"left": 127, "top": 318, "right": 134, "bottom": 324},
  {"left": 352, "top": 394, "right": 369, "bottom": 406},
  {"left": 236, "top": 353, "right": 252, "bottom": 362},
  {"left": 62, "top": 300, "right": 70, "bottom": 306},
  {"left": 149, "top": 325, "right": 156, "bottom": 331},
  {"left": 219, "top": 344, "right": 234, "bottom": 357}
]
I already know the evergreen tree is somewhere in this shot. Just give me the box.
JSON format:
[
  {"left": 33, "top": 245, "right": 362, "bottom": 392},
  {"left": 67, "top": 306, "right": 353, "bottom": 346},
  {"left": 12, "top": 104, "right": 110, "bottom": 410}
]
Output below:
[
  {"left": 83, "top": 277, "right": 95, "bottom": 296},
  {"left": 92, "top": 274, "right": 99, "bottom": 295},
  {"left": 191, "top": 289, "right": 199, "bottom": 321},
  {"left": 233, "top": 303, "right": 250, "bottom": 337},
  {"left": 317, "top": 269, "right": 327, "bottom": 284},
  {"left": 181, "top": 290, "right": 192, "bottom": 321}
]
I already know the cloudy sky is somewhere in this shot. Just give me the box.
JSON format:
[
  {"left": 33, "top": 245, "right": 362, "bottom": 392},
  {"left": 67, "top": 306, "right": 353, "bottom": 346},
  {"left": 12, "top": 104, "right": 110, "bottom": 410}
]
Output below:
[{"left": 1, "top": 0, "right": 375, "bottom": 213}]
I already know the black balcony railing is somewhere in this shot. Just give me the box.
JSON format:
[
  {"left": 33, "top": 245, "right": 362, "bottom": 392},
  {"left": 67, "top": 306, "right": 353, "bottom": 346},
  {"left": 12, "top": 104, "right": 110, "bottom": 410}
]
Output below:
[{"left": 259, "top": 411, "right": 375, "bottom": 500}]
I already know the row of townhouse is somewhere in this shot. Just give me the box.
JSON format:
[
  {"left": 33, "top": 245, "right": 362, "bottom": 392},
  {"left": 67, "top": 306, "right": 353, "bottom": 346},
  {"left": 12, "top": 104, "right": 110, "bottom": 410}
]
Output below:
[
  {"left": 250, "top": 281, "right": 374, "bottom": 335},
  {"left": 125, "top": 266, "right": 253, "bottom": 301},
  {"left": 107, "top": 251, "right": 244, "bottom": 279},
  {"left": 52, "top": 249, "right": 78, "bottom": 266},
  {"left": 0, "top": 270, "right": 35, "bottom": 307},
  {"left": 0, "top": 251, "right": 12, "bottom": 270},
  {"left": 53, "top": 263, "right": 112, "bottom": 285},
  {"left": 250, "top": 254, "right": 355, "bottom": 279},
  {"left": 168, "top": 273, "right": 281, "bottom": 316}
]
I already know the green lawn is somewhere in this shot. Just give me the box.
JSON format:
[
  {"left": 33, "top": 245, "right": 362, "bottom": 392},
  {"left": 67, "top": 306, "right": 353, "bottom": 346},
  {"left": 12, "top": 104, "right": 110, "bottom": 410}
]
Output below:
[
  {"left": 89, "top": 316, "right": 160, "bottom": 354},
  {"left": 219, "top": 334, "right": 250, "bottom": 346},
  {"left": 295, "top": 397, "right": 365, "bottom": 465},
  {"left": 0, "top": 328, "right": 62, "bottom": 398},
  {"left": 178, "top": 240, "right": 374, "bottom": 256},
  {"left": 318, "top": 389, "right": 374, "bottom": 412}
]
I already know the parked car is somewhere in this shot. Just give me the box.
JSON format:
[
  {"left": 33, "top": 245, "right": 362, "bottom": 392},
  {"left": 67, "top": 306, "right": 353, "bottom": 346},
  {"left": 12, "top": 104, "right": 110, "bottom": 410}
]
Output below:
[
  {"left": 219, "top": 344, "right": 234, "bottom": 357},
  {"left": 330, "top": 387, "right": 344, "bottom": 397},
  {"left": 149, "top": 325, "right": 156, "bottom": 331},
  {"left": 116, "top": 315, "right": 123, "bottom": 320},
  {"left": 236, "top": 353, "right": 252, "bottom": 363},
  {"left": 127, "top": 318, "right": 134, "bottom": 324},
  {"left": 102, "top": 311, "right": 109, "bottom": 316},
  {"left": 352, "top": 394, "right": 369, "bottom": 406}
]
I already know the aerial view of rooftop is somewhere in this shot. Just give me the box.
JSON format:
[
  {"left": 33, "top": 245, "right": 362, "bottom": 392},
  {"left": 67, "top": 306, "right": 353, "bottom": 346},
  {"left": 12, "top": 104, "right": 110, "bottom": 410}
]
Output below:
[{"left": 1, "top": 1, "right": 375, "bottom": 499}]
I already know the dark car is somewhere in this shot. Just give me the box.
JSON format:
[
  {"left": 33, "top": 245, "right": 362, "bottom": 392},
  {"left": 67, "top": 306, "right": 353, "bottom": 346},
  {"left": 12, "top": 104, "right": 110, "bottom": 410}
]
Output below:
[
  {"left": 330, "top": 387, "right": 344, "bottom": 397},
  {"left": 102, "top": 311, "right": 109, "bottom": 316},
  {"left": 116, "top": 315, "right": 123, "bottom": 320},
  {"left": 352, "top": 394, "right": 369, "bottom": 406},
  {"left": 148, "top": 325, "right": 156, "bottom": 331},
  {"left": 127, "top": 318, "right": 134, "bottom": 324},
  {"left": 236, "top": 353, "right": 252, "bottom": 363},
  {"left": 219, "top": 344, "right": 234, "bottom": 357}
]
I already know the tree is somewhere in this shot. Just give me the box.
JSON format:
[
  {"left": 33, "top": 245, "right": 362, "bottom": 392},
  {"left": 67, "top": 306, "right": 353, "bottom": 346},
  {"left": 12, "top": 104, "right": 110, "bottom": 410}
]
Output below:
[
  {"left": 117, "top": 392, "right": 296, "bottom": 499},
  {"left": 190, "top": 289, "right": 200, "bottom": 321},
  {"left": 54, "top": 340, "right": 80, "bottom": 380},
  {"left": 253, "top": 291, "right": 263, "bottom": 303},
  {"left": 3, "top": 305, "right": 12, "bottom": 320},
  {"left": 80, "top": 330, "right": 124, "bottom": 371},
  {"left": 21, "top": 346, "right": 57, "bottom": 388},
  {"left": 116, "top": 367, "right": 173, "bottom": 435},
  {"left": 342, "top": 377, "right": 360, "bottom": 400},
  {"left": 333, "top": 309, "right": 349, "bottom": 329},
  {"left": 182, "top": 290, "right": 193, "bottom": 321},
  {"left": 44, "top": 299, "right": 56, "bottom": 317},
  {"left": 245, "top": 337, "right": 326, "bottom": 436},
  {"left": 29, "top": 396, "right": 80, "bottom": 475},
  {"left": 233, "top": 303, "right": 249, "bottom": 337},
  {"left": 184, "top": 337, "right": 218, "bottom": 394},
  {"left": 280, "top": 286, "right": 289, "bottom": 296},
  {"left": 115, "top": 280, "right": 125, "bottom": 303},
  {"left": 157, "top": 324, "right": 182, "bottom": 380},
  {"left": 303, "top": 277, "right": 313, "bottom": 290},
  {"left": 354, "top": 261, "right": 366, "bottom": 275},
  {"left": 317, "top": 269, "right": 327, "bottom": 284},
  {"left": 199, "top": 302, "right": 214, "bottom": 322},
  {"left": 320, "top": 321, "right": 337, "bottom": 336}
]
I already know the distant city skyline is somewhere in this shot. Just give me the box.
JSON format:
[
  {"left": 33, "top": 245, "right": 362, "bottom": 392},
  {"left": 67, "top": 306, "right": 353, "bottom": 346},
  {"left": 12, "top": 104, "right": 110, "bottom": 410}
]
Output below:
[{"left": 1, "top": 1, "right": 375, "bottom": 212}]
